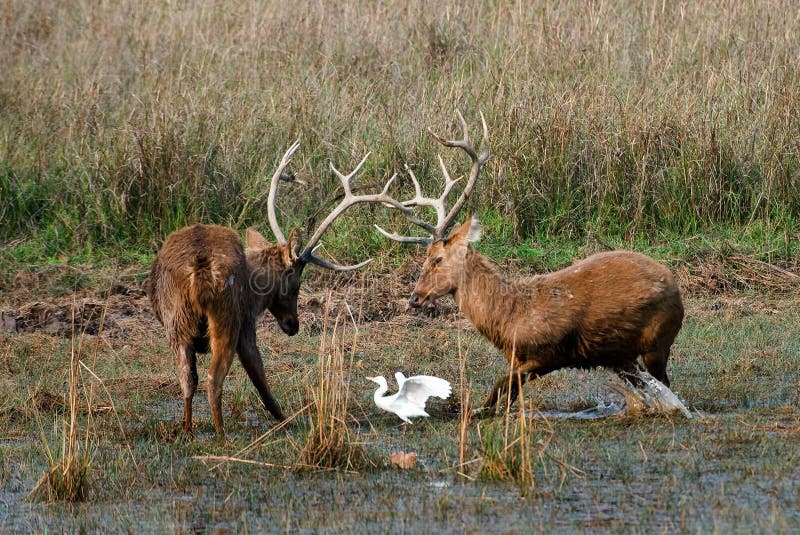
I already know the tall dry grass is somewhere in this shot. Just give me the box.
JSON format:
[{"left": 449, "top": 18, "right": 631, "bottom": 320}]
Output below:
[
  {"left": 29, "top": 324, "right": 94, "bottom": 502},
  {"left": 297, "top": 294, "right": 371, "bottom": 471},
  {"left": 2, "top": 0, "right": 799, "bottom": 256}
]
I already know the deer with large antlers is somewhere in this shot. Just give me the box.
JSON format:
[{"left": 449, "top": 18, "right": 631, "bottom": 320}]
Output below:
[
  {"left": 147, "top": 141, "right": 410, "bottom": 435},
  {"left": 379, "top": 112, "right": 684, "bottom": 415}
]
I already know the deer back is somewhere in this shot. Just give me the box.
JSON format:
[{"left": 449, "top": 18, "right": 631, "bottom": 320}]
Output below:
[{"left": 147, "top": 225, "right": 251, "bottom": 341}]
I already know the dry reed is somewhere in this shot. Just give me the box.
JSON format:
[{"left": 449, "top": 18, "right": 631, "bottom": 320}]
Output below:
[
  {"left": 296, "top": 293, "right": 372, "bottom": 471},
  {"left": 29, "top": 310, "right": 94, "bottom": 502}
]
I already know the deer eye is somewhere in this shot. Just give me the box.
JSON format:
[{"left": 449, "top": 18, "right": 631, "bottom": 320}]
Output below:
[{"left": 432, "top": 257, "right": 443, "bottom": 266}]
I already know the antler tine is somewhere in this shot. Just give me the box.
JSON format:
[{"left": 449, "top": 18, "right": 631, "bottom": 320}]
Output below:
[
  {"left": 374, "top": 158, "right": 462, "bottom": 244},
  {"left": 299, "top": 153, "right": 416, "bottom": 271},
  {"left": 434, "top": 154, "right": 463, "bottom": 227},
  {"left": 373, "top": 224, "right": 434, "bottom": 245},
  {"left": 399, "top": 163, "right": 455, "bottom": 232},
  {"left": 304, "top": 244, "right": 373, "bottom": 271},
  {"left": 433, "top": 110, "right": 491, "bottom": 236},
  {"left": 328, "top": 151, "right": 371, "bottom": 197},
  {"left": 267, "top": 139, "right": 302, "bottom": 245}
]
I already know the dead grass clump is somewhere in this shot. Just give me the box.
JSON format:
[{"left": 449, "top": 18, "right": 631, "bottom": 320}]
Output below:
[
  {"left": 29, "top": 386, "right": 65, "bottom": 414},
  {"left": 296, "top": 296, "right": 372, "bottom": 472},
  {"left": 29, "top": 338, "right": 93, "bottom": 502},
  {"left": 8, "top": 294, "right": 153, "bottom": 338},
  {"left": 677, "top": 251, "right": 800, "bottom": 296}
]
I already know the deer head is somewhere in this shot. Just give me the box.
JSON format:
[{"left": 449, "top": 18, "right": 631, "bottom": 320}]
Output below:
[
  {"left": 250, "top": 140, "right": 413, "bottom": 331},
  {"left": 408, "top": 216, "right": 483, "bottom": 307},
  {"left": 245, "top": 226, "right": 304, "bottom": 335},
  {"left": 376, "top": 111, "right": 491, "bottom": 308}
]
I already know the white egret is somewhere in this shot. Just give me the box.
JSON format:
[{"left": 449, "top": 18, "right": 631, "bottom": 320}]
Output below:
[{"left": 367, "top": 373, "right": 452, "bottom": 423}]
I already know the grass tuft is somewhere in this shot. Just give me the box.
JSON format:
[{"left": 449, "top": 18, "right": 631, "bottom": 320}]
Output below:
[
  {"left": 475, "top": 371, "right": 540, "bottom": 494},
  {"left": 29, "top": 326, "right": 94, "bottom": 502},
  {"left": 476, "top": 416, "right": 535, "bottom": 491},
  {"left": 296, "top": 294, "right": 372, "bottom": 472}
]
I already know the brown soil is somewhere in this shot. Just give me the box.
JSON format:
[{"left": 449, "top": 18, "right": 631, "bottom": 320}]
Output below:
[
  {"left": 1, "top": 253, "right": 798, "bottom": 339},
  {"left": 0, "top": 269, "right": 457, "bottom": 339}
]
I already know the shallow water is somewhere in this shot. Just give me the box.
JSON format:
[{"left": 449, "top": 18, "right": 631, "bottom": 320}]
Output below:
[{"left": 527, "top": 402, "right": 625, "bottom": 420}]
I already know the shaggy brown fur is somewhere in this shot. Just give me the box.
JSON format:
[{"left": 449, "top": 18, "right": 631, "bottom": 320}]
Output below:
[
  {"left": 409, "top": 217, "right": 684, "bottom": 413},
  {"left": 146, "top": 223, "right": 304, "bottom": 435}
]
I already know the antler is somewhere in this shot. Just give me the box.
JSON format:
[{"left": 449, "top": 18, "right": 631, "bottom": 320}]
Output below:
[
  {"left": 267, "top": 142, "right": 420, "bottom": 271},
  {"left": 375, "top": 110, "right": 490, "bottom": 244},
  {"left": 267, "top": 139, "right": 302, "bottom": 245},
  {"left": 298, "top": 153, "right": 419, "bottom": 271}
]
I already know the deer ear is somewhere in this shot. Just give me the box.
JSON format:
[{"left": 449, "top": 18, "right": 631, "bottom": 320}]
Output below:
[
  {"left": 246, "top": 228, "right": 269, "bottom": 250},
  {"left": 286, "top": 227, "right": 303, "bottom": 262},
  {"left": 466, "top": 216, "right": 482, "bottom": 243},
  {"left": 447, "top": 216, "right": 482, "bottom": 247}
]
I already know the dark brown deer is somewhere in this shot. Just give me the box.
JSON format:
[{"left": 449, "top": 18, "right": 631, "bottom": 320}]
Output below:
[
  {"left": 147, "top": 141, "right": 410, "bottom": 435},
  {"left": 378, "top": 113, "right": 684, "bottom": 414}
]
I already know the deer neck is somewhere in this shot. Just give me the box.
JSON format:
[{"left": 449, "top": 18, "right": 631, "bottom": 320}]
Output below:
[{"left": 453, "top": 249, "right": 516, "bottom": 350}]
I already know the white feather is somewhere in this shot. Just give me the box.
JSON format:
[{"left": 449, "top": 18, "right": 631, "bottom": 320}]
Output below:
[{"left": 368, "top": 373, "right": 452, "bottom": 423}]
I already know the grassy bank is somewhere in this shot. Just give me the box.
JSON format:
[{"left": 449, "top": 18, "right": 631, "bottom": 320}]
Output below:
[{"left": 2, "top": 0, "right": 800, "bottom": 267}]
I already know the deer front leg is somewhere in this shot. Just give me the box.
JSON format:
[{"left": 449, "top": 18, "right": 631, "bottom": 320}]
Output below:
[
  {"left": 479, "top": 360, "right": 554, "bottom": 416},
  {"left": 237, "top": 334, "right": 286, "bottom": 422}
]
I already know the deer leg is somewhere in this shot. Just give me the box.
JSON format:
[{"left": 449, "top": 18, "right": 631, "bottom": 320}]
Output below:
[
  {"left": 481, "top": 361, "right": 553, "bottom": 415},
  {"left": 206, "top": 325, "right": 236, "bottom": 436},
  {"left": 237, "top": 336, "right": 286, "bottom": 422},
  {"left": 642, "top": 350, "right": 671, "bottom": 387},
  {"left": 173, "top": 343, "right": 198, "bottom": 434},
  {"left": 614, "top": 361, "right": 648, "bottom": 388}
]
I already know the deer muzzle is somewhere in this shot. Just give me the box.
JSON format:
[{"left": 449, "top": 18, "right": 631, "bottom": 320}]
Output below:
[{"left": 278, "top": 316, "right": 299, "bottom": 336}]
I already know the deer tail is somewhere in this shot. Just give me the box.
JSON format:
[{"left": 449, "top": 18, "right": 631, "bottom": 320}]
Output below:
[{"left": 189, "top": 254, "right": 217, "bottom": 312}]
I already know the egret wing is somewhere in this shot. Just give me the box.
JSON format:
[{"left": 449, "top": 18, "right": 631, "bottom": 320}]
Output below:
[
  {"left": 394, "top": 372, "right": 407, "bottom": 389},
  {"left": 399, "top": 375, "right": 451, "bottom": 407}
]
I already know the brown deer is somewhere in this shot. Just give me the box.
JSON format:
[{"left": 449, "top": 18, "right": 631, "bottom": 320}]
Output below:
[
  {"left": 377, "top": 113, "right": 684, "bottom": 414},
  {"left": 147, "top": 141, "right": 410, "bottom": 435}
]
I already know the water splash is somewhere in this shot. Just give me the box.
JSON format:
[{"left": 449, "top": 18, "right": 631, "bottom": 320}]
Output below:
[{"left": 610, "top": 368, "right": 692, "bottom": 419}]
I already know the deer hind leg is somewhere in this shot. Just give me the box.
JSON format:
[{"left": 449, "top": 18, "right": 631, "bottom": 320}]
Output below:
[
  {"left": 173, "top": 342, "right": 198, "bottom": 434},
  {"left": 639, "top": 304, "right": 680, "bottom": 387},
  {"left": 642, "top": 349, "right": 670, "bottom": 387},
  {"left": 481, "top": 360, "right": 553, "bottom": 415},
  {"left": 237, "top": 334, "right": 286, "bottom": 422},
  {"left": 206, "top": 318, "right": 237, "bottom": 436},
  {"left": 613, "top": 361, "right": 647, "bottom": 388}
]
